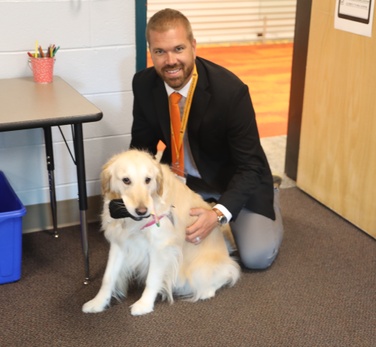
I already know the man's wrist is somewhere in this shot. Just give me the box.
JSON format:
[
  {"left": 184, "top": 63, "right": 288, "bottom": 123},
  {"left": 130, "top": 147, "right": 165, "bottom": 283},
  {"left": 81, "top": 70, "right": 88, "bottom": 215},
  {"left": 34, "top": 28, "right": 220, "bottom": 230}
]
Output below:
[
  {"left": 212, "top": 204, "right": 232, "bottom": 224},
  {"left": 212, "top": 207, "right": 228, "bottom": 225}
]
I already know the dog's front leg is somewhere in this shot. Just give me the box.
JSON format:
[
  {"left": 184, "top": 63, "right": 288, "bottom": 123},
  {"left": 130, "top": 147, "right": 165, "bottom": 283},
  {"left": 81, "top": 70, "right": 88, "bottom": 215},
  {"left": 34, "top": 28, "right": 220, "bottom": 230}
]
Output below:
[
  {"left": 130, "top": 249, "right": 171, "bottom": 316},
  {"left": 82, "top": 242, "right": 125, "bottom": 313}
]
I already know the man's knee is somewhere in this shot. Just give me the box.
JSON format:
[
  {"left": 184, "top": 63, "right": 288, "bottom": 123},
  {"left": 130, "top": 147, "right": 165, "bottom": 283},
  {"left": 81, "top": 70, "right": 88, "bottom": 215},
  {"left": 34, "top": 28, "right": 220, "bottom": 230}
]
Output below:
[{"left": 240, "top": 246, "right": 279, "bottom": 270}]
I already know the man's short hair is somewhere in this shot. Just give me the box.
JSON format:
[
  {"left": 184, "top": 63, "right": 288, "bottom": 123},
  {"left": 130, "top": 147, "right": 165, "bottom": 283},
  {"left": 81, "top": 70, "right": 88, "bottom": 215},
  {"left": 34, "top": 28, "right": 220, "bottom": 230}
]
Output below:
[{"left": 146, "top": 8, "right": 194, "bottom": 43}]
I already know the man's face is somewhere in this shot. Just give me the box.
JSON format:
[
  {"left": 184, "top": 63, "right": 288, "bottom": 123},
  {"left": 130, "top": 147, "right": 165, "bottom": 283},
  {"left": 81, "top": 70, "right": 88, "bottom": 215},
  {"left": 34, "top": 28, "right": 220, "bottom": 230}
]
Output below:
[{"left": 148, "top": 24, "right": 196, "bottom": 90}]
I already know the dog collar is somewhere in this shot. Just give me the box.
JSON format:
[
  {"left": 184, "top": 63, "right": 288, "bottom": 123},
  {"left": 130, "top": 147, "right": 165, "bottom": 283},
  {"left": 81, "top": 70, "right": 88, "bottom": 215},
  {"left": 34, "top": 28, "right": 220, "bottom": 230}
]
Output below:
[
  {"left": 141, "top": 214, "right": 166, "bottom": 230},
  {"left": 141, "top": 212, "right": 174, "bottom": 230}
]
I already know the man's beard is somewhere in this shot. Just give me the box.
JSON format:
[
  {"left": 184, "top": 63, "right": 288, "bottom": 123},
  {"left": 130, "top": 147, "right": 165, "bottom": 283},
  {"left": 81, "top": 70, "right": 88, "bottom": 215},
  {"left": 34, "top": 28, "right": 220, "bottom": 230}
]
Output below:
[{"left": 159, "top": 63, "right": 194, "bottom": 90}]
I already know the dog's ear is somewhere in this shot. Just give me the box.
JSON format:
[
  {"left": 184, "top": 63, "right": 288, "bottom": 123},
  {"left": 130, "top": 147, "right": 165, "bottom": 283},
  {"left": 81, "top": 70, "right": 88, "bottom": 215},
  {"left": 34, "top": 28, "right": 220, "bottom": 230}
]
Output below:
[
  {"left": 156, "top": 163, "right": 164, "bottom": 197},
  {"left": 101, "top": 160, "right": 112, "bottom": 196},
  {"left": 101, "top": 162, "right": 122, "bottom": 200}
]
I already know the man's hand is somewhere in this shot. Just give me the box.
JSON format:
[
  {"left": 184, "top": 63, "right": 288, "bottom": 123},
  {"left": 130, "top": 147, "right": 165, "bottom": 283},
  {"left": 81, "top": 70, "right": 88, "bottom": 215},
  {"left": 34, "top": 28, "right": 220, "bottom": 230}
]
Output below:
[{"left": 185, "top": 208, "right": 218, "bottom": 244}]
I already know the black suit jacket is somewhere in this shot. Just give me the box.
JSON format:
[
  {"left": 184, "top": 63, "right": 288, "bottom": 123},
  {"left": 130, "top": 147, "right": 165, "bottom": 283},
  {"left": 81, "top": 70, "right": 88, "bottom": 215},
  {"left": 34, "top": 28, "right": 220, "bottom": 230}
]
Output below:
[{"left": 130, "top": 57, "right": 275, "bottom": 221}]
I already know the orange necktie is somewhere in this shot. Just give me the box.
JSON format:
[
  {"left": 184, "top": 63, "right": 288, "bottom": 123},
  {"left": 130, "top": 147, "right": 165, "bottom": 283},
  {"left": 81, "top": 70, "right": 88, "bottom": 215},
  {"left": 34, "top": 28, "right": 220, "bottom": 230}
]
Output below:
[{"left": 169, "top": 92, "right": 184, "bottom": 176}]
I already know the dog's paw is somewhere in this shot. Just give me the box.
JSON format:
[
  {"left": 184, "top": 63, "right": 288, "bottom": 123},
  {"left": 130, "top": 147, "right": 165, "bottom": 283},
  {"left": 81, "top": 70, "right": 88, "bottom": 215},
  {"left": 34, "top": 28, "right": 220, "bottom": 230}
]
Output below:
[
  {"left": 130, "top": 299, "right": 154, "bottom": 316},
  {"left": 82, "top": 298, "right": 108, "bottom": 313},
  {"left": 200, "top": 289, "right": 216, "bottom": 300}
]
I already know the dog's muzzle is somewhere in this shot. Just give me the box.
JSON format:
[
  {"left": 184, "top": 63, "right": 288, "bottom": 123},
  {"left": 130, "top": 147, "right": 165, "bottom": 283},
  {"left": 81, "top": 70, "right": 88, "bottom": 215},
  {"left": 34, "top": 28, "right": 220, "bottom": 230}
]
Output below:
[{"left": 109, "top": 199, "right": 149, "bottom": 221}]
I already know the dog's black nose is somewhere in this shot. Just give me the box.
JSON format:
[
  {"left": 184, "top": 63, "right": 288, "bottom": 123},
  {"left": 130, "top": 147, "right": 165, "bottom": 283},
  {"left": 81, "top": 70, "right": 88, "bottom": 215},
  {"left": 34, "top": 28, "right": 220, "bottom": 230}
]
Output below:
[{"left": 136, "top": 207, "right": 148, "bottom": 216}]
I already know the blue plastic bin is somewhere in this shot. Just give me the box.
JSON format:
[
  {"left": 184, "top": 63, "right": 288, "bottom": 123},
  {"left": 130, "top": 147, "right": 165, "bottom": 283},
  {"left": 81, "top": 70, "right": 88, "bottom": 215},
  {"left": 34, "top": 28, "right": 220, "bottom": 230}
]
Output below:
[{"left": 0, "top": 171, "right": 26, "bottom": 284}]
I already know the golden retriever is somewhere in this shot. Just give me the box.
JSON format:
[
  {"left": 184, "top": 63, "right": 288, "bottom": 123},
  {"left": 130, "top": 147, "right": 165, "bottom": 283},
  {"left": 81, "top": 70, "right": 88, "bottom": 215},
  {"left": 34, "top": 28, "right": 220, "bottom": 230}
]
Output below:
[{"left": 82, "top": 149, "right": 240, "bottom": 315}]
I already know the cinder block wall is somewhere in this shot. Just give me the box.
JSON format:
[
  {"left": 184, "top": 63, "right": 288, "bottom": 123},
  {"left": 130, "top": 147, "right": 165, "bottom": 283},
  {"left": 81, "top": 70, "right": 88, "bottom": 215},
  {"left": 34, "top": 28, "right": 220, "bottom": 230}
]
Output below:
[{"left": 0, "top": 0, "right": 136, "bottom": 231}]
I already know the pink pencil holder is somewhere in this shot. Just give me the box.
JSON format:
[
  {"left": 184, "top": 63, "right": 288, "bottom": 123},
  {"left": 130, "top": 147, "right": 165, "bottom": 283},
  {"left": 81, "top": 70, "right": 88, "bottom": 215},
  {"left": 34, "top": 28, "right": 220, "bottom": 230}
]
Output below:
[{"left": 28, "top": 57, "right": 55, "bottom": 84}]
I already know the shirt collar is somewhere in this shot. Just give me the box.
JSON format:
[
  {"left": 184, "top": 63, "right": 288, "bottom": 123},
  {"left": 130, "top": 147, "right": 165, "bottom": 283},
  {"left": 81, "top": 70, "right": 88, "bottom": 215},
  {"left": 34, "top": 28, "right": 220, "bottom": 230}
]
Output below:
[{"left": 165, "top": 76, "right": 193, "bottom": 98}]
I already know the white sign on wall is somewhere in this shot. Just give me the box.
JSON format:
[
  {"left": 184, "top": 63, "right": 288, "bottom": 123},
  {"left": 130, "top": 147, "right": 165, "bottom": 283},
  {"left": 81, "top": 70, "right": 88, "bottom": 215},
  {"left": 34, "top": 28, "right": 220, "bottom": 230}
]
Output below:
[{"left": 335, "top": 0, "right": 375, "bottom": 36}]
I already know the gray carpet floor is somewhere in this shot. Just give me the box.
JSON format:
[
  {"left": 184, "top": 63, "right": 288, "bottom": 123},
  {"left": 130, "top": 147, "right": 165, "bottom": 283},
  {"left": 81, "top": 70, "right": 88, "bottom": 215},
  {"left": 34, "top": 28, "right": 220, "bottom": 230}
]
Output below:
[{"left": 0, "top": 187, "right": 375, "bottom": 347}]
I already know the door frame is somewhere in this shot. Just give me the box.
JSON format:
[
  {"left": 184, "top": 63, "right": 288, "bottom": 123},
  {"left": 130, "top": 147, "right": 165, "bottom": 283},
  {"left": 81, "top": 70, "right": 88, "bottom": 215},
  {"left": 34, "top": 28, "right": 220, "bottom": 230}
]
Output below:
[{"left": 135, "top": 1, "right": 147, "bottom": 72}]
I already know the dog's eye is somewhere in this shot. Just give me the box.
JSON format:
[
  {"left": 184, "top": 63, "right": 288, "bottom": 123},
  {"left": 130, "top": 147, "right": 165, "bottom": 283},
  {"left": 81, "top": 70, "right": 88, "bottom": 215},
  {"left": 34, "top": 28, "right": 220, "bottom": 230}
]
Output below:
[
  {"left": 145, "top": 177, "right": 151, "bottom": 184},
  {"left": 122, "top": 177, "right": 131, "bottom": 185}
]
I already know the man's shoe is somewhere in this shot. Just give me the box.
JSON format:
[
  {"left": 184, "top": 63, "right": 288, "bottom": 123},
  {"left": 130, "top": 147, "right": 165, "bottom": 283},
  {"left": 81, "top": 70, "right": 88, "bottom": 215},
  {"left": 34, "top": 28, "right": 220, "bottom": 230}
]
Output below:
[{"left": 273, "top": 175, "right": 282, "bottom": 189}]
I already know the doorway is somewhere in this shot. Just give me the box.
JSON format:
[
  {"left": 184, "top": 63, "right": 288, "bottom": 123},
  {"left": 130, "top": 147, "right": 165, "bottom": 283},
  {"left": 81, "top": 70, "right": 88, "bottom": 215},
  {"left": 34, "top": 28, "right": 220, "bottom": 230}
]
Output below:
[{"left": 135, "top": 1, "right": 310, "bottom": 185}]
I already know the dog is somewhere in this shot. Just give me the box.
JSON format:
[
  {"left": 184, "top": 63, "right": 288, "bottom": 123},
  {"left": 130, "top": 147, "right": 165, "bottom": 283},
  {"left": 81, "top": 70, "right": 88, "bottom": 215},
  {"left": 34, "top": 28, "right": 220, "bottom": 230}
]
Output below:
[{"left": 82, "top": 149, "right": 240, "bottom": 315}]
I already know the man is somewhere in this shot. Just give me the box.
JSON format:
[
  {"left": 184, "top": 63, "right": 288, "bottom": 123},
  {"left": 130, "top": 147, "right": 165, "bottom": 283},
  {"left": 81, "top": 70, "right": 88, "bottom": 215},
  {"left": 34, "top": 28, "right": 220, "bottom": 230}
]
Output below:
[{"left": 129, "top": 8, "right": 283, "bottom": 270}]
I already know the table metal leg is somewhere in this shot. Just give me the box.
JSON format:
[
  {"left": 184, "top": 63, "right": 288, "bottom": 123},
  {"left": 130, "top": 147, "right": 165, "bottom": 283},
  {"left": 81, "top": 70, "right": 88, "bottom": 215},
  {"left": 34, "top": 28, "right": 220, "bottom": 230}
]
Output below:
[
  {"left": 73, "top": 123, "right": 90, "bottom": 284},
  {"left": 43, "top": 127, "right": 59, "bottom": 238}
]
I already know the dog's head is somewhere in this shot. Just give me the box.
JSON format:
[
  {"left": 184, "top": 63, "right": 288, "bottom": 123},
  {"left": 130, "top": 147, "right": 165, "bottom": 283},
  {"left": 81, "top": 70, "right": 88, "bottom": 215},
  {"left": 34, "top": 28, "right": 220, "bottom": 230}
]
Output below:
[{"left": 101, "top": 150, "right": 163, "bottom": 219}]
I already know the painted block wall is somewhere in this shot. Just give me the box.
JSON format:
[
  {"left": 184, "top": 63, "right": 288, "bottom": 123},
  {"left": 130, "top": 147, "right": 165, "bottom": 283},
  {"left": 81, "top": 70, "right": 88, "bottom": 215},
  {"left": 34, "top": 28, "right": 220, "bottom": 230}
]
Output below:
[{"left": 0, "top": 0, "right": 135, "bottom": 206}]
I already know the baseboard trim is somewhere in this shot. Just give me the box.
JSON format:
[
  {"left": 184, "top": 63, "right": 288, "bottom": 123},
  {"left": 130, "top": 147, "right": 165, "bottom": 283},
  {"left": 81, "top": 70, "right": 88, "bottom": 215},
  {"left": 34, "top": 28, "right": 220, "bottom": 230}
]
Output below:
[{"left": 23, "top": 195, "right": 102, "bottom": 233}]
